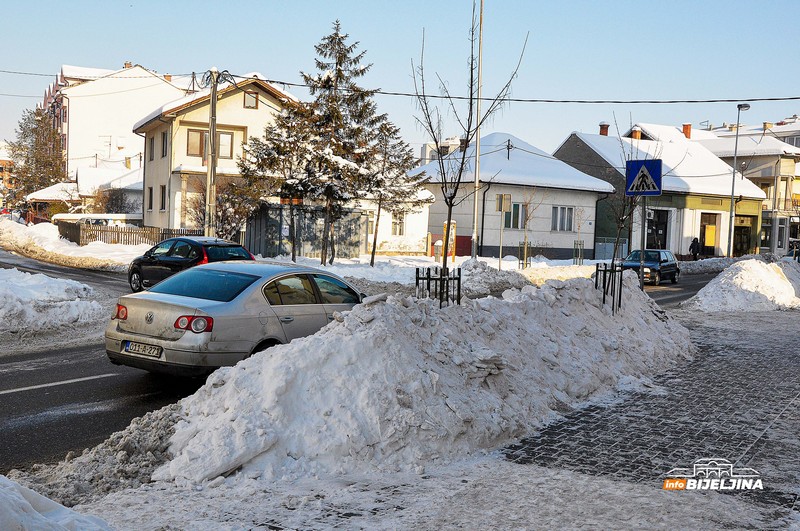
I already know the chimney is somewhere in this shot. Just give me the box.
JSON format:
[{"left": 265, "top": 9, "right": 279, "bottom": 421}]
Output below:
[
  {"left": 682, "top": 123, "right": 692, "bottom": 139},
  {"left": 123, "top": 61, "right": 133, "bottom": 69},
  {"left": 763, "top": 121, "right": 773, "bottom": 131},
  {"left": 631, "top": 126, "right": 642, "bottom": 140},
  {"left": 599, "top": 121, "right": 610, "bottom": 136},
  {"left": 164, "top": 73, "right": 172, "bottom": 82}
]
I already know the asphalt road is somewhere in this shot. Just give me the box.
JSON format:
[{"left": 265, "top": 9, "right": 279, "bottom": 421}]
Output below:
[
  {"left": 0, "top": 250, "right": 204, "bottom": 474},
  {"left": 0, "top": 251, "right": 716, "bottom": 474}
]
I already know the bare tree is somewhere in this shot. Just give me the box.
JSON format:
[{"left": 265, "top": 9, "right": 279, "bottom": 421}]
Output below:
[
  {"left": 519, "top": 187, "right": 546, "bottom": 266},
  {"left": 412, "top": 5, "right": 526, "bottom": 268},
  {"left": 186, "top": 178, "right": 257, "bottom": 241}
]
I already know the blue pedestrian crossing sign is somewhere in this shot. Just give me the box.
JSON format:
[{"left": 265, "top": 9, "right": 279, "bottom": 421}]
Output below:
[{"left": 625, "top": 159, "right": 662, "bottom": 196}]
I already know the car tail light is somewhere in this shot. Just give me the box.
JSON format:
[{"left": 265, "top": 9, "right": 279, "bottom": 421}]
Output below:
[
  {"left": 197, "top": 247, "right": 209, "bottom": 265},
  {"left": 113, "top": 304, "right": 128, "bottom": 320},
  {"left": 248, "top": 251, "right": 256, "bottom": 260},
  {"left": 174, "top": 315, "right": 213, "bottom": 333}
]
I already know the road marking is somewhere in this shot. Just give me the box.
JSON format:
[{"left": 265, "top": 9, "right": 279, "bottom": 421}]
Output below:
[{"left": 0, "top": 373, "right": 120, "bottom": 395}]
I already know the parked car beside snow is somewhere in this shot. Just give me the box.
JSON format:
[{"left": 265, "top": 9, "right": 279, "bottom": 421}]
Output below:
[
  {"left": 105, "top": 261, "right": 363, "bottom": 376},
  {"left": 621, "top": 249, "right": 680, "bottom": 285}
]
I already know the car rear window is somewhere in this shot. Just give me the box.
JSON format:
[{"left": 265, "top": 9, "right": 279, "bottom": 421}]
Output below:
[
  {"left": 149, "top": 268, "right": 259, "bottom": 302},
  {"left": 204, "top": 245, "right": 252, "bottom": 262}
]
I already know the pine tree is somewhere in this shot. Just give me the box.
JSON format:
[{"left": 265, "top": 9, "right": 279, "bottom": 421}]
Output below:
[
  {"left": 7, "top": 108, "right": 67, "bottom": 208},
  {"left": 367, "top": 121, "right": 427, "bottom": 266},
  {"left": 302, "top": 20, "right": 386, "bottom": 265},
  {"left": 239, "top": 103, "right": 320, "bottom": 261}
]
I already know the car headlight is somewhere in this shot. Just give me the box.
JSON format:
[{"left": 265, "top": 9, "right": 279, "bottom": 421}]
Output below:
[{"left": 643, "top": 267, "right": 651, "bottom": 273}]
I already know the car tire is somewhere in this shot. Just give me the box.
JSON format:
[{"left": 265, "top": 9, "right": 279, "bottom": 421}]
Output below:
[
  {"left": 671, "top": 271, "right": 679, "bottom": 284},
  {"left": 129, "top": 269, "right": 143, "bottom": 292},
  {"left": 653, "top": 271, "right": 661, "bottom": 286}
]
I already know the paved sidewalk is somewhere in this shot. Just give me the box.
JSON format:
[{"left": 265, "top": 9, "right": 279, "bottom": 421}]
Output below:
[{"left": 504, "top": 311, "right": 800, "bottom": 525}]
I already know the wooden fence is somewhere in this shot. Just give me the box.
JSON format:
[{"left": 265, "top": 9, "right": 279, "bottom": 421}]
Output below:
[{"left": 57, "top": 223, "right": 204, "bottom": 247}]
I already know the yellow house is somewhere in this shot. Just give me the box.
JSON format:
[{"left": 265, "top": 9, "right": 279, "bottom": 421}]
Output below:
[{"left": 133, "top": 74, "right": 296, "bottom": 229}]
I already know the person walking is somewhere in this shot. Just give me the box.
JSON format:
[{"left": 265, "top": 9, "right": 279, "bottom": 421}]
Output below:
[{"left": 689, "top": 237, "right": 700, "bottom": 261}]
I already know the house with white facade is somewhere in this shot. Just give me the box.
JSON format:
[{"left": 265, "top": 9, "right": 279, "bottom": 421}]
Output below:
[
  {"left": 359, "top": 189, "right": 435, "bottom": 255},
  {"left": 412, "top": 132, "right": 615, "bottom": 259},
  {"left": 554, "top": 123, "right": 767, "bottom": 257},
  {"left": 132, "top": 73, "right": 295, "bottom": 230},
  {"left": 40, "top": 63, "right": 190, "bottom": 180}
]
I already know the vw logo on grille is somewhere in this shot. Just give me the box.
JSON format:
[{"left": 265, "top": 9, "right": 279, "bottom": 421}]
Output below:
[{"left": 145, "top": 312, "right": 154, "bottom": 324}]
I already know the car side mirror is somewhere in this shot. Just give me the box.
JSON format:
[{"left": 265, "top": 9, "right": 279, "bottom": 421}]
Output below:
[{"left": 360, "top": 293, "right": 367, "bottom": 301}]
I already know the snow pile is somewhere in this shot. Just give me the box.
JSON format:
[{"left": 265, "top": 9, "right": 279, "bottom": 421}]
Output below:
[
  {"left": 0, "top": 219, "right": 149, "bottom": 271},
  {"left": 458, "top": 258, "right": 531, "bottom": 297},
  {"left": 8, "top": 405, "right": 181, "bottom": 508},
  {"left": 519, "top": 264, "right": 597, "bottom": 285},
  {"left": 0, "top": 268, "right": 104, "bottom": 334},
  {"left": 677, "top": 253, "right": 782, "bottom": 275},
  {"left": 154, "top": 274, "right": 692, "bottom": 485},
  {"left": 0, "top": 475, "right": 110, "bottom": 530},
  {"left": 683, "top": 259, "right": 800, "bottom": 311}
]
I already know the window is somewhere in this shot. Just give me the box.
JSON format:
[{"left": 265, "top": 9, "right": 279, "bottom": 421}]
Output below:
[
  {"left": 504, "top": 203, "right": 527, "bottom": 229},
  {"left": 148, "top": 137, "right": 155, "bottom": 161},
  {"left": 187, "top": 129, "right": 205, "bottom": 157},
  {"left": 187, "top": 129, "right": 234, "bottom": 159},
  {"left": 147, "top": 186, "right": 153, "bottom": 211},
  {"left": 62, "top": 107, "right": 67, "bottom": 123},
  {"left": 263, "top": 275, "right": 317, "bottom": 305},
  {"left": 159, "top": 185, "right": 166, "bottom": 211},
  {"left": 312, "top": 275, "right": 360, "bottom": 304},
  {"left": 244, "top": 91, "right": 258, "bottom": 109},
  {"left": 161, "top": 131, "right": 168, "bottom": 158},
  {"left": 218, "top": 131, "right": 233, "bottom": 159},
  {"left": 366, "top": 210, "right": 375, "bottom": 234},
  {"left": 551, "top": 206, "right": 574, "bottom": 232},
  {"left": 151, "top": 240, "right": 173, "bottom": 256},
  {"left": 169, "top": 241, "right": 194, "bottom": 259},
  {"left": 392, "top": 213, "right": 405, "bottom": 236}
]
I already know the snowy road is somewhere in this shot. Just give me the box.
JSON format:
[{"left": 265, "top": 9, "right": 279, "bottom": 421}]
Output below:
[{"left": 0, "top": 341, "right": 203, "bottom": 474}]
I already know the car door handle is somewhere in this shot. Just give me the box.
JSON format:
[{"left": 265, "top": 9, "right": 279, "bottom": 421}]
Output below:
[{"left": 279, "top": 316, "right": 294, "bottom": 323}]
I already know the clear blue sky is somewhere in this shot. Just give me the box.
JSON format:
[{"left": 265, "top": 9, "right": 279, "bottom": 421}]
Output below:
[{"left": 3, "top": 0, "right": 800, "bottom": 155}]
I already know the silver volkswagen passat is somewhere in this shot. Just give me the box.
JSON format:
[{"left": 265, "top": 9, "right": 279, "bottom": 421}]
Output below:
[{"left": 105, "top": 261, "right": 363, "bottom": 376}]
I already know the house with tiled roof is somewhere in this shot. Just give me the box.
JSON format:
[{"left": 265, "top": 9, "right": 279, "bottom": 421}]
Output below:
[
  {"left": 554, "top": 123, "right": 766, "bottom": 258},
  {"left": 694, "top": 120, "right": 800, "bottom": 252},
  {"left": 133, "top": 73, "right": 296, "bottom": 230},
  {"left": 411, "top": 132, "right": 615, "bottom": 260}
]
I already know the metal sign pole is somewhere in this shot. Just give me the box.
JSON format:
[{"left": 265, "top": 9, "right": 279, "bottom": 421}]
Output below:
[{"left": 640, "top": 196, "right": 646, "bottom": 291}]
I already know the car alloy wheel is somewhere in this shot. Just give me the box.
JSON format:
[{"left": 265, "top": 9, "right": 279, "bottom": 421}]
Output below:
[{"left": 129, "top": 270, "right": 143, "bottom": 292}]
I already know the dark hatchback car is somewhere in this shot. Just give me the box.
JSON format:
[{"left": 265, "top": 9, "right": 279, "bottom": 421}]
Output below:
[
  {"left": 128, "top": 236, "right": 254, "bottom": 292},
  {"left": 621, "top": 249, "right": 680, "bottom": 285}
]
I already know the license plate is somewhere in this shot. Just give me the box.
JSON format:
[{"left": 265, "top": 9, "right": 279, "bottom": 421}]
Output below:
[{"left": 124, "top": 341, "right": 162, "bottom": 357}]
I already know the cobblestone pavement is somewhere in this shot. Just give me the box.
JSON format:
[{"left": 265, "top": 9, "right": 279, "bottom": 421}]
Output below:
[{"left": 504, "top": 310, "right": 800, "bottom": 526}]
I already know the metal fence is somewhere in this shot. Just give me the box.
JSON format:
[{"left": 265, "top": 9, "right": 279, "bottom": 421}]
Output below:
[
  {"left": 594, "top": 263, "right": 624, "bottom": 315},
  {"left": 57, "top": 223, "right": 204, "bottom": 247},
  {"left": 415, "top": 266, "right": 462, "bottom": 308},
  {"left": 595, "top": 237, "right": 628, "bottom": 261}
]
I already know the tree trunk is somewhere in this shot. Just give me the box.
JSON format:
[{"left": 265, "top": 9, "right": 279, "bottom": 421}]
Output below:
[
  {"left": 328, "top": 220, "right": 336, "bottom": 265},
  {"left": 442, "top": 202, "right": 454, "bottom": 269},
  {"left": 370, "top": 197, "right": 382, "bottom": 267},
  {"left": 289, "top": 204, "right": 297, "bottom": 263},
  {"left": 320, "top": 196, "right": 331, "bottom": 265}
]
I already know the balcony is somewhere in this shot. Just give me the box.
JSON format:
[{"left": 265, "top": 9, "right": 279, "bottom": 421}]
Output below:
[{"left": 762, "top": 198, "right": 799, "bottom": 212}]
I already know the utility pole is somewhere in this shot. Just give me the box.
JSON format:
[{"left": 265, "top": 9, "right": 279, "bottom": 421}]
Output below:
[
  {"left": 471, "top": 0, "right": 484, "bottom": 259},
  {"left": 204, "top": 67, "right": 219, "bottom": 237}
]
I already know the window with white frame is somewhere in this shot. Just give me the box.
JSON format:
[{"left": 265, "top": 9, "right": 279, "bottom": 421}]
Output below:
[
  {"left": 503, "top": 203, "right": 527, "bottom": 229},
  {"left": 391, "top": 213, "right": 405, "bottom": 236},
  {"left": 366, "top": 210, "right": 375, "bottom": 234},
  {"left": 551, "top": 206, "right": 574, "bottom": 232}
]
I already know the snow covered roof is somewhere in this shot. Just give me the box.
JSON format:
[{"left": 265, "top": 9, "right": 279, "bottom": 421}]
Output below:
[
  {"left": 60, "top": 65, "right": 115, "bottom": 82},
  {"left": 696, "top": 135, "right": 800, "bottom": 158},
  {"left": 76, "top": 167, "right": 143, "bottom": 195},
  {"left": 0, "top": 142, "right": 10, "bottom": 161},
  {"left": 571, "top": 129, "right": 766, "bottom": 199},
  {"left": 411, "top": 132, "right": 614, "bottom": 194},
  {"left": 133, "top": 73, "right": 298, "bottom": 132},
  {"left": 25, "top": 181, "right": 79, "bottom": 202}
]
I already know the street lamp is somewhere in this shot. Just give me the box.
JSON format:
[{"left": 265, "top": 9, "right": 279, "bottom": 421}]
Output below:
[{"left": 727, "top": 103, "right": 750, "bottom": 257}]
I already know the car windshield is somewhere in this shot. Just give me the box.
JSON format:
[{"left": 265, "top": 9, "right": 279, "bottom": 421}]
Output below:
[
  {"left": 205, "top": 245, "right": 252, "bottom": 261},
  {"left": 149, "top": 268, "right": 259, "bottom": 302},
  {"left": 626, "top": 251, "right": 660, "bottom": 262}
]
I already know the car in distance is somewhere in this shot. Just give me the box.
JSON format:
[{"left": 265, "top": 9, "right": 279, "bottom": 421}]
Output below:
[
  {"left": 620, "top": 249, "right": 680, "bottom": 285},
  {"left": 106, "top": 261, "right": 363, "bottom": 376},
  {"left": 128, "top": 236, "right": 254, "bottom": 292}
]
